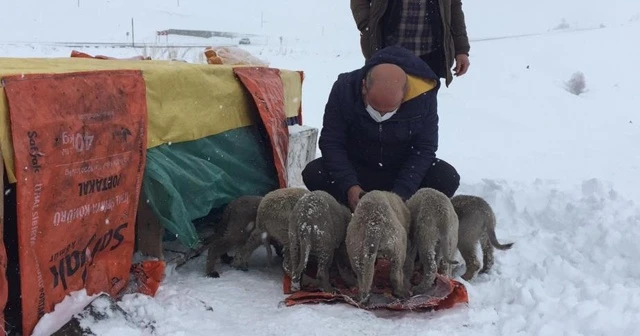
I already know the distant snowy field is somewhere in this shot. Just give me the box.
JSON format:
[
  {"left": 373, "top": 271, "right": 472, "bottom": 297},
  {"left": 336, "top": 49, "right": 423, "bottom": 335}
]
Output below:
[{"left": 2, "top": 0, "right": 640, "bottom": 335}]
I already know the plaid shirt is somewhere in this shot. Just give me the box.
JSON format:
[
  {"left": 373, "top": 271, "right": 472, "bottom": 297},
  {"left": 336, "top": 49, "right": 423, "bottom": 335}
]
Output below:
[{"left": 386, "top": 0, "right": 443, "bottom": 56}]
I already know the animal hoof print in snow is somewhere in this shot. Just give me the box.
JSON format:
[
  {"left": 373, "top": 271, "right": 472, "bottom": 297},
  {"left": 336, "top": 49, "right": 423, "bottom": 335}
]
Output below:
[{"left": 207, "top": 271, "right": 221, "bottom": 278}]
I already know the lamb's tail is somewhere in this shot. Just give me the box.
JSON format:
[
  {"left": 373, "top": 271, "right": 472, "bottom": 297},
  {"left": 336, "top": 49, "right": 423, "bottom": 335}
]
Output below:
[
  {"left": 440, "top": 232, "right": 460, "bottom": 266},
  {"left": 284, "top": 229, "right": 297, "bottom": 276},
  {"left": 290, "top": 233, "right": 311, "bottom": 292},
  {"left": 487, "top": 209, "right": 514, "bottom": 250},
  {"left": 488, "top": 229, "right": 514, "bottom": 250},
  {"left": 359, "top": 221, "right": 380, "bottom": 295},
  {"left": 293, "top": 234, "right": 311, "bottom": 277},
  {"left": 364, "top": 218, "right": 381, "bottom": 259}
]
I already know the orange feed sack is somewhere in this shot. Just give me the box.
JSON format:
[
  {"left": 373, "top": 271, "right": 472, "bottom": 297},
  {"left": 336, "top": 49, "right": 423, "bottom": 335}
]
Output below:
[{"left": 3, "top": 70, "right": 148, "bottom": 335}]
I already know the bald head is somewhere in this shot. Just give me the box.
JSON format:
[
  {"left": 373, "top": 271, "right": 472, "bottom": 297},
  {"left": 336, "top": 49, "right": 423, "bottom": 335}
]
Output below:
[{"left": 362, "top": 63, "right": 408, "bottom": 114}]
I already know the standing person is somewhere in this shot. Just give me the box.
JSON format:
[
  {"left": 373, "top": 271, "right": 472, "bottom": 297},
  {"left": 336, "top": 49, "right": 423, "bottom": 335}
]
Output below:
[{"left": 351, "top": 0, "right": 471, "bottom": 87}]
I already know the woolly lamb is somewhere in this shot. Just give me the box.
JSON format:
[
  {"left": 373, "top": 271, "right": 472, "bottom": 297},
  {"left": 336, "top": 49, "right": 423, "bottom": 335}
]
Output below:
[
  {"left": 345, "top": 190, "right": 412, "bottom": 304},
  {"left": 451, "top": 195, "right": 514, "bottom": 281},
  {"left": 405, "top": 188, "right": 459, "bottom": 294},
  {"left": 287, "top": 190, "right": 352, "bottom": 292},
  {"left": 205, "top": 195, "right": 263, "bottom": 277},
  {"left": 231, "top": 187, "right": 309, "bottom": 271}
]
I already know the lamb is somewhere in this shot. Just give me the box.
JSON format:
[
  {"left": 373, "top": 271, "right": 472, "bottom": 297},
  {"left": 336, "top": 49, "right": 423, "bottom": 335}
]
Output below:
[
  {"left": 451, "top": 194, "right": 514, "bottom": 281},
  {"left": 345, "top": 190, "right": 412, "bottom": 304},
  {"left": 405, "top": 188, "right": 459, "bottom": 294},
  {"left": 205, "top": 195, "right": 263, "bottom": 278},
  {"left": 231, "top": 187, "right": 309, "bottom": 271},
  {"left": 287, "top": 190, "right": 352, "bottom": 293}
]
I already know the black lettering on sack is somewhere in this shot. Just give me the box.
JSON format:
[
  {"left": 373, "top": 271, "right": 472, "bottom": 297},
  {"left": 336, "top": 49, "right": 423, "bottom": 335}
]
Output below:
[
  {"left": 78, "top": 174, "right": 122, "bottom": 196},
  {"left": 49, "top": 222, "right": 129, "bottom": 291},
  {"left": 37, "top": 288, "right": 46, "bottom": 319},
  {"left": 111, "top": 222, "right": 127, "bottom": 250},
  {"left": 28, "top": 131, "right": 43, "bottom": 173},
  {"left": 112, "top": 127, "right": 132, "bottom": 143},
  {"left": 90, "top": 230, "right": 113, "bottom": 258},
  {"left": 50, "top": 234, "right": 94, "bottom": 291}
]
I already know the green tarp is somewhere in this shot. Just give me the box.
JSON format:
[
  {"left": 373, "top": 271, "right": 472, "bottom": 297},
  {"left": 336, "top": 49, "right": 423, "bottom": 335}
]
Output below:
[{"left": 142, "top": 125, "right": 279, "bottom": 248}]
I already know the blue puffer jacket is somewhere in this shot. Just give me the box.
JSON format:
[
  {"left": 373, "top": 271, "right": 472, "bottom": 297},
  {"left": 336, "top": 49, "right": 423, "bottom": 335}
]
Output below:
[{"left": 318, "top": 46, "right": 440, "bottom": 201}]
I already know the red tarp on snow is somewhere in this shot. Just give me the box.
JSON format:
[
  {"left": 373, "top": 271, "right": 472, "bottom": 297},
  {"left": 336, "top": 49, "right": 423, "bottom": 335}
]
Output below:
[{"left": 282, "top": 259, "right": 469, "bottom": 311}]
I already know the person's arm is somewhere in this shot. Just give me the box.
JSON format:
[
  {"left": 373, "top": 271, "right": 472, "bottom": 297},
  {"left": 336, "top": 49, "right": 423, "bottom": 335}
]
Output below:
[
  {"left": 451, "top": 0, "right": 470, "bottom": 56},
  {"left": 350, "top": 0, "right": 371, "bottom": 31},
  {"left": 391, "top": 97, "right": 438, "bottom": 200},
  {"left": 318, "top": 79, "right": 360, "bottom": 200}
]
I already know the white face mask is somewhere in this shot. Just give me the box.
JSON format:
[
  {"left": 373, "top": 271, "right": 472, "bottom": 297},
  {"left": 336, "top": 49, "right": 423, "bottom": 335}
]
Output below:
[{"left": 366, "top": 104, "right": 398, "bottom": 123}]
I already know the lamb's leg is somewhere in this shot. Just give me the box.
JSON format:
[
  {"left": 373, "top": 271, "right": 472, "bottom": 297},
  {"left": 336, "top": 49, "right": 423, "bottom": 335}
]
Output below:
[
  {"left": 266, "top": 237, "right": 285, "bottom": 266},
  {"left": 266, "top": 233, "right": 285, "bottom": 266},
  {"left": 460, "top": 244, "right": 481, "bottom": 281},
  {"left": 205, "top": 254, "right": 220, "bottom": 278},
  {"left": 435, "top": 241, "right": 457, "bottom": 276},
  {"left": 205, "top": 239, "right": 233, "bottom": 278},
  {"left": 389, "top": 246, "right": 410, "bottom": 299},
  {"left": 231, "top": 230, "right": 263, "bottom": 271},
  {"left": 436, "top": 255, "right": 445, "bottom": 275},
  {"left": 289, "top": 243, "right": 303, "bottom": 292},
  {"left": 220, "top": 253, "right": 234, "bottom": 264},
  {"left": 316, "top": 249, "right": 334, "bottom": 293},
  {"left": 479, "top": 232, "right": 495, "bottom": 274},
  {"left": 357, "top": 255, "right": 376, "bottom": 304},
  {"left": 290, "top": 234, "right": 308, "bottom": 291},
  {"left": 334, "top": 244, "right": 357, "bottom": 288},
  {"left": 290, "top": 273, "right": 302, "bottom": 292},
  {"left": 273, "top": 241, "right": 284, "bottom": 259},
  {"left": 336, "top": 261, "right": 357, "bottom": 289},
  {"left": 403, "top": 243, "right": 417, "bottom": 289},
  {"left": 439, "top": 253, "right": 454, "bottom": 278},
  {"left": 264, "top": 241, "right": 274, "bottom": 266},
  {"left": 281, "top": 246, "right": 292, "bottom": 275},
  {"left": 413, "top": 247, "right": 437, "bottom": 295}
]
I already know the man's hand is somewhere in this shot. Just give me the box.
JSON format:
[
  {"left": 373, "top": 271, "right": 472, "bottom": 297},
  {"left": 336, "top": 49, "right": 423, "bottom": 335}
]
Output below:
[
  {"left": 453, "top": 54, "right": 470, "bottom": 77},
  {"left": 347, "top": 185, "right": 365, "bottom": 212}
]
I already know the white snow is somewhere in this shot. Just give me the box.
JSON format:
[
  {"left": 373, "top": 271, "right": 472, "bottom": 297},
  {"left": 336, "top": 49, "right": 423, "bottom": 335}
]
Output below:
[
  {"left": 31, "top": 289, "right": 101, "bottom": 336},
  {"left": 4, "top": 0, "right": 640, "bottom": 335}
]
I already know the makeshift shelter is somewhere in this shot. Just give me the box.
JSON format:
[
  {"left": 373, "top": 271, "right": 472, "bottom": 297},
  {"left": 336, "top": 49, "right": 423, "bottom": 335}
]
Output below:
[{"left": 0, "top": 56, "right": 306, "bottom": 335}]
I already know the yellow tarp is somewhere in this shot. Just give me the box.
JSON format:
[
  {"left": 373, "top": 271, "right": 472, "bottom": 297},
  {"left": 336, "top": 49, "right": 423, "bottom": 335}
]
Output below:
[{"left": 0, "top": 57, "right": 302, "bottom": 183}]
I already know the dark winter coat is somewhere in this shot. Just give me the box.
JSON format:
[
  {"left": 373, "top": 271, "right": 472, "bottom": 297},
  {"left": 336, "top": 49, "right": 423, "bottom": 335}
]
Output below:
[
  {"left": 318, "top": 46, "right": 440, "bottom": 201},
  {"left": 350, "top": 0, "right": 470, "bottom": 86}
]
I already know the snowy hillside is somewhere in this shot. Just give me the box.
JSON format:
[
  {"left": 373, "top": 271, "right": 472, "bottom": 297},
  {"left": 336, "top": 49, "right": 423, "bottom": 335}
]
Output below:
[{"left": 2, "top": 0, "right": 640, "bottom": 335}]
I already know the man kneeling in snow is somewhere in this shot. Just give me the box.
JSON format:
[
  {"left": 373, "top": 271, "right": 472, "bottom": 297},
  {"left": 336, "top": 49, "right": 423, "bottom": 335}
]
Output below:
[{"left": 302, "top": 46, "right": 460, "bottom": 211}]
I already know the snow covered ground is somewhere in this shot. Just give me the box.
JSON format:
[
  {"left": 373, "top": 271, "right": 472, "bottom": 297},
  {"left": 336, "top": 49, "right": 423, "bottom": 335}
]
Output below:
[{"left": 3, "top": 0, "right": 640, "bottom": 335}]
